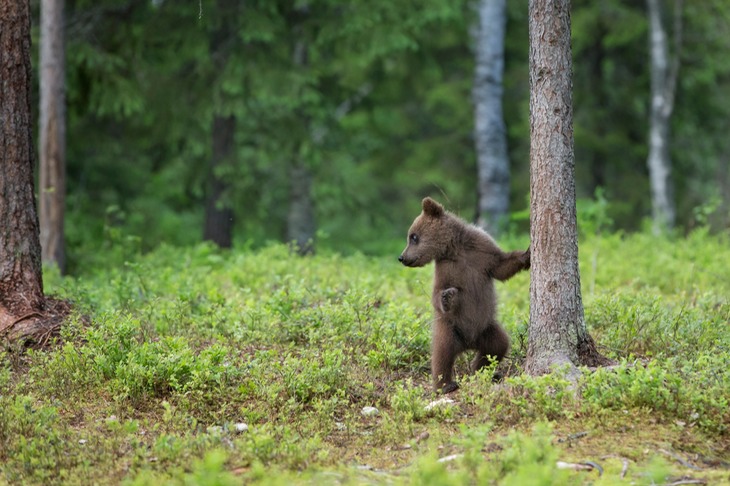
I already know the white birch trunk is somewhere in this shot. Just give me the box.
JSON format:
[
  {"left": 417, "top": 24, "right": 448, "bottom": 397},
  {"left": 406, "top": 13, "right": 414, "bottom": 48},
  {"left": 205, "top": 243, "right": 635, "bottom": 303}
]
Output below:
[
  {"left": 473, "top": 0, "right": 510, "bottom": 236},
  {"left": 646, "top": 0, "right": 682, "bottom": 234}
]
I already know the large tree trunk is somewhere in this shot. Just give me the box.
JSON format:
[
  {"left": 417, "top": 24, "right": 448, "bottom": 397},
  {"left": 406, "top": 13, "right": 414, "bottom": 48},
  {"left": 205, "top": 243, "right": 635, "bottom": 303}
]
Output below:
[
  {"left": 1, "top": 0, "right": 70, "bottom": 345},
  {"left": 203, "top": 115, "right": 236, "bottom": 248},
  {"left": 525, "top": 0, "right": 609, "bottom": 377},
  {"left": 39, "top": 0, "right": 67, "bottom": 273},
  {"left": 646, "top": 0, "right": 682, "bottom": 234},
  {"left": 0, "top": 0, "right": 44, "bottom": 316},
  {"left": 473, "top": 0, "right": 510, "bottom": 236}
]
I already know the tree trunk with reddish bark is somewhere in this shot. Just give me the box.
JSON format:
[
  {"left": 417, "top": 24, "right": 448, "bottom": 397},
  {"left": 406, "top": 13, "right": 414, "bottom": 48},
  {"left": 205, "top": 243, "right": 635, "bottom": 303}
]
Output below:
[
  {"left": 525, "top": 0, "right": 610, "bottom": 377},
  {"left": 1, "top": 0, "right": 70, "bottom": 345}
]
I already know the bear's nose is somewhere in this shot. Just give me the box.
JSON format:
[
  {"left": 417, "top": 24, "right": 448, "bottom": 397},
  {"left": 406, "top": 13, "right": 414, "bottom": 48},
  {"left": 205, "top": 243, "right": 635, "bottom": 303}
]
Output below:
[{"left": 398, "top": 255, "right": 404, "bottom": 262}]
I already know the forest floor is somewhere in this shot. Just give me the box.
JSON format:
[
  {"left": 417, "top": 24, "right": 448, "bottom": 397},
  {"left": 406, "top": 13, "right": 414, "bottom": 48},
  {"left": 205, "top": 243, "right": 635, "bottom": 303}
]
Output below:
[{"left": 1, "top": 230, "right": 729, "bottom": 485}]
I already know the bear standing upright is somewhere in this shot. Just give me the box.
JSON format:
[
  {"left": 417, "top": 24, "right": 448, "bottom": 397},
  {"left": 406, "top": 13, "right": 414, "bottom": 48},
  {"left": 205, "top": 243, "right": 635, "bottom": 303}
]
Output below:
[{"left": 399, "top": 197, "right": 530, "bottom": 393}]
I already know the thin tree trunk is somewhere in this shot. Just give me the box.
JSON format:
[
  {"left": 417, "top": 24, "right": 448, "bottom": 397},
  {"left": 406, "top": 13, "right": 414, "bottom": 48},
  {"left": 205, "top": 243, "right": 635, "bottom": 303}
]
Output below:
[
  {"left": 473, "top": 0, "right": 510, "bottom": 236},
  {"left": 39, "top": 0, "right": 66, "bottom": 273},
  {"left": 525, "top": 0, "right": 609, "bottom": 377},
  {"left": 202, "top": 0, "right": 239, "bottom": 248},
  {"left": 287, "top": 163, "right": 315, "bottom": 255},
  {"left": 203, "top": 115, "right": 236, "bottom": 248},
  {"left": 286, "top": 35, "right": 316, "bottom": 256},
  {"left": 1, "top": 0, "right": 71, "bottom": 345},
  {"left": 646, "top": 0, "right": 682, "bottom": 234},
  {"left": 717, "top": 148, "right": 730, "bottom": 230}
]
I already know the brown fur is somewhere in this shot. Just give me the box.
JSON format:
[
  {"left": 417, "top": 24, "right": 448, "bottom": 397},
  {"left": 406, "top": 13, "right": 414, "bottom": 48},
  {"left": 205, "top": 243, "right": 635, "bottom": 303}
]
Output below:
[{"left": 399, "top": 197, "right": 530, "bottom": 393}]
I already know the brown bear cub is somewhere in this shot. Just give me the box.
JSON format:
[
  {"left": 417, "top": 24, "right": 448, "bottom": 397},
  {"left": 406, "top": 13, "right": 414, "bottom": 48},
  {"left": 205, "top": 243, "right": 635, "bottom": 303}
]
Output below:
[{"left": 399, "top": 197, "right": 530, "bottom": 393}]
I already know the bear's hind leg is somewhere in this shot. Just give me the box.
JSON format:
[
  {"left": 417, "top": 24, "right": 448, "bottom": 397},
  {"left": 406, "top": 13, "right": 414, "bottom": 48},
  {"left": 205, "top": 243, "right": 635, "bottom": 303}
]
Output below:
[
  {"left": 431, "top": 319, "right": 463, "bottom": 393},
  {"left": 470, "top": 324, "right": 510, "bottom": 381}
]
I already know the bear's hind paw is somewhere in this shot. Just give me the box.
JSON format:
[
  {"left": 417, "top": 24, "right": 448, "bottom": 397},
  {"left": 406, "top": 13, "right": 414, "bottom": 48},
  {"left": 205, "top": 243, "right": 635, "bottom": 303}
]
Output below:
[{"left": 440, "top": 381, "right": 459, "bottom": 394}]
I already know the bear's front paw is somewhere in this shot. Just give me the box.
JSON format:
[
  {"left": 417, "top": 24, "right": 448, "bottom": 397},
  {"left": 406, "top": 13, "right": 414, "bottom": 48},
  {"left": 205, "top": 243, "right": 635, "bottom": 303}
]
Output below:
[
  {"left": 440, "top": 287, "right": 458, "bottom": 313},
  {"left": 522, "top": 245, "right": 531, "bottom": 270}
]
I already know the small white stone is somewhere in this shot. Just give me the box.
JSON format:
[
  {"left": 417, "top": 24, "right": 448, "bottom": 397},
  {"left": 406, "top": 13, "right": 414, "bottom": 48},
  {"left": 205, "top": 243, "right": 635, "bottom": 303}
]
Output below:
[
  {"left": 361, "top": 406, "right": 380, "bottom": 417},
  {"left": 234, "top": 423, "right": 248, "bottom": 433},
  {"left": 424, "top": 398, "right": 455, "bottom": 412},
  {"left": 78, "top": 439, "right": 87, "bottom": 445}
]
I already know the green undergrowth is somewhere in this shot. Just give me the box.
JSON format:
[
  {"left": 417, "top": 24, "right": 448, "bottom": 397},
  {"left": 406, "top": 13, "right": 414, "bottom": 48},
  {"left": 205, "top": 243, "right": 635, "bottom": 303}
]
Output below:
[{"left": 1, "top": 229, "right": 729, "bottom": 485}]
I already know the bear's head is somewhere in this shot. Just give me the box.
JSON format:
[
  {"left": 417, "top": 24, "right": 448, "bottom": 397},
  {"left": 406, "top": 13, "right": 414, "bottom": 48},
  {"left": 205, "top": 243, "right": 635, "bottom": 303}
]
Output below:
[{"left": 399, "top": 197, "right": 453, "bottom": 267}]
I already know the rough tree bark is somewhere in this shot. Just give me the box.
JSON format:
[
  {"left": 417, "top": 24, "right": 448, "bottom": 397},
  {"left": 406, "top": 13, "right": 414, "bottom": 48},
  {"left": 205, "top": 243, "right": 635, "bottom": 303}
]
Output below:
[
  {"left": 646, "top": 0, "right": 682, "bottom": 234},
  {"left": 473, "top": 0, "right": 510, "bottom": 236},
  {"left": 525, "top": 0, "right": 610, "bottom": 377},
  {"left": 39, "top": 0, "right": 67, "bottom": 273},
  {"left": 203, "top": 115, "right": 236, "bottom": 248},
  {"left": 1, "top": 0, "right": 70, "bottom": 345}
]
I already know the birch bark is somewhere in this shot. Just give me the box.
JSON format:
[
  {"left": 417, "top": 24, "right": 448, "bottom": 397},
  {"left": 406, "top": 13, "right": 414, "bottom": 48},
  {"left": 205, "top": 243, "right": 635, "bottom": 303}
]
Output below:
[
  {"left": 473, "top": 0, "right": 510, "bottom": 236},
  {"left": 646, "top": 0, "right": 682, "bottom": 233}
]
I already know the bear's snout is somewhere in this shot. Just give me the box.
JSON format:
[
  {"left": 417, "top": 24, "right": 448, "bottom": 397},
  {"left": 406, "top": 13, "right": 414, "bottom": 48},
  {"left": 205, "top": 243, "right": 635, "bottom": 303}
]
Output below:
[{"left": 399, "top": 254, "right": 419, "bottom": 267}]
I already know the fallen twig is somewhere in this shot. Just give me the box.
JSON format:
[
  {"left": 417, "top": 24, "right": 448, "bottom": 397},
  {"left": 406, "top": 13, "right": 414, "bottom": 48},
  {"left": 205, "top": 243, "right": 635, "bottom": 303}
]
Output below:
[
  {"left": 556, "top": 460, "right": 603, "bottom": 476},
  {"left": 557, "top": 431, "right": 588, "bottom": 443},
  {"left": 437, "top": 454, "right": 462, "bottom": 463},
  {"left": 664, "top": 479, "right": 707, "bottom": 486},
  {"left": 659, "top": 448, "right": 701, "bottom": 470}
]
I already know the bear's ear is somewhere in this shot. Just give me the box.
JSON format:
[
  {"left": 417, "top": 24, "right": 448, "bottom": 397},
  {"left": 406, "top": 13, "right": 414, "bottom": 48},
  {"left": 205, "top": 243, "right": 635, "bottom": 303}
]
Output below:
[{"left": 422, "top": 197, "right": 444, "bottom": 218}]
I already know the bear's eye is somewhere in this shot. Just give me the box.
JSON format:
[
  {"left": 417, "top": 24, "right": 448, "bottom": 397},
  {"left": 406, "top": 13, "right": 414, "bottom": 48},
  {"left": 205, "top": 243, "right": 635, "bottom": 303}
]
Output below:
[{"left": 410, "top": 233, "right": 419, "bottom": 244}]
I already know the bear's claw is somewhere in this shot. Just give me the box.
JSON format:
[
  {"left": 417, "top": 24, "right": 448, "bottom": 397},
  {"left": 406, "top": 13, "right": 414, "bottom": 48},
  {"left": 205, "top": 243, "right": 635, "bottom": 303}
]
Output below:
[{"left": 440, "top": 287, "right": 458, "bottom": 313}]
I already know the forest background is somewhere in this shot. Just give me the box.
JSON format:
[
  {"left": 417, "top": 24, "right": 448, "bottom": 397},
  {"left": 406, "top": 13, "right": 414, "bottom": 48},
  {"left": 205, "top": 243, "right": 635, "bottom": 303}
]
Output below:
[
  {"left": 33, "top": 0, "right": 730, "bottom": 271},
  {"left": 2, "top": 1, "right": 729, "bottom": 483}
]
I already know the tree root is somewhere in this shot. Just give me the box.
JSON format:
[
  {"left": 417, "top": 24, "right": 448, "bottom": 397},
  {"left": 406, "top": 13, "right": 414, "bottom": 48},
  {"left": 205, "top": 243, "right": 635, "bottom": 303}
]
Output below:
[
  {"left": 577, "top": 333, "right": 615, "bottom": 367},
  {"left": 0, "top": 297, "right": 73, "bottom": 348}
]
